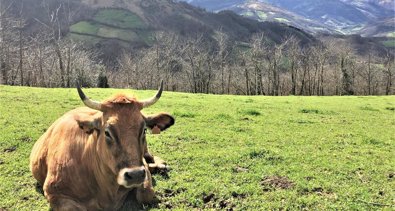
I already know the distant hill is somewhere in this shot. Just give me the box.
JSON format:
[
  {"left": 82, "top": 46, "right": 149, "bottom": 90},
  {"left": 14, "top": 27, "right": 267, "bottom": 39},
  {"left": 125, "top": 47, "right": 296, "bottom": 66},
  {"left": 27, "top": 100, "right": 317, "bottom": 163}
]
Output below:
[
  {"left": 359, "top": 17, "right": 395, "bottom": 37},
  {"left": 183, "top": 0, "right": 395, "bottom": 36},
  {"left": 2, "top": 0, "right": 392, "bottom": 63},
  {"left": 5, "top": 0, "right": 316, "bottom": 61},
  {"left": 221, "top": 1, "right": 335, "bottom": 34},
  {"left": 340, "top": 0, "right": 395, "bottom": 12}
]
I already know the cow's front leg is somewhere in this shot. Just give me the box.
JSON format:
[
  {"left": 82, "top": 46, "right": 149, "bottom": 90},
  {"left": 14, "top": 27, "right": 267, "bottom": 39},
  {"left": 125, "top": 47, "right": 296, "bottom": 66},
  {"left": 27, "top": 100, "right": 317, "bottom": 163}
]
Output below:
[
  {"left": 148, "top": 156, "right": 169, "bottom": 173},
  {"left": 144, "top": 151, "right": 155, "bottom": 164},
  {"left": 143, "top": 139, "right": 169, "bottom": 173},
  {"left": 136, "top": 169, "right": 157, "bottom": 204},
  {"left": 48, "top": 197, "right": 87, "bottom": 211}
]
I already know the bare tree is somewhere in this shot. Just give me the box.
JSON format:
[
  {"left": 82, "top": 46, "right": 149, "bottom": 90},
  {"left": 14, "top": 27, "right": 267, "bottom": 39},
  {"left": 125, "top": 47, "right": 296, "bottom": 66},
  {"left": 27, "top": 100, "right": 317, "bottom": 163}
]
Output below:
[
  {"left": 382, "top": 49, "right": 394, "bottom": 95},
  {"left": 214, "top": 30, "right": 232, "bottom": 94},
  {"left": 285, "top": 36, "right": 300, "bottom": 95},
  {"left": 298, "top": 47, "right": 310, "bottom": 95},
  {"left": 0, "top": 0, "right": 18, "bottom": 85},
  {"left": 182, "top": 35, "right": 213, "bottom": 93},
  {"left": 310, "top": 44, "right": 329, "bottom": 95},
  {"left": 250, "top": 33, "right": 266, "bottom": 95}
]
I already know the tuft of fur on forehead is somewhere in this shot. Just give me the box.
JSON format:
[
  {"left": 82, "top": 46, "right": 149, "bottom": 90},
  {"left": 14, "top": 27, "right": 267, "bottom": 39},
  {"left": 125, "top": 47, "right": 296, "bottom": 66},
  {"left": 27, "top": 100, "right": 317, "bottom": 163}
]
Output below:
[{"left": 102, "top": 93, "right": 141, "bottom": 106}]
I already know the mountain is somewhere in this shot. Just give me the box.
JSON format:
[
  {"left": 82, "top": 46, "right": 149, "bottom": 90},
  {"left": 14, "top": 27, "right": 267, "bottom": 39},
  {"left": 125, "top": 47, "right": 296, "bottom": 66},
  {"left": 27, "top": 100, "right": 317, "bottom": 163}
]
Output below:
[
  {"left": 340, "top": 0, "right": 395, "bottom": 12},
  {"left": 4, "top": 0, "right": 316, "bottom": 62},
  {"left": 359, "top": 17, "right": 395, "bottom": 37},
  {"left": 71, "top": 0, "right": 315, "bottom": 46},
  {"left": 183, "top": 0, "right": 395, "bottom": 36},
  {"left": 220, "top": 1, "right": 336, "bottom": 34}
]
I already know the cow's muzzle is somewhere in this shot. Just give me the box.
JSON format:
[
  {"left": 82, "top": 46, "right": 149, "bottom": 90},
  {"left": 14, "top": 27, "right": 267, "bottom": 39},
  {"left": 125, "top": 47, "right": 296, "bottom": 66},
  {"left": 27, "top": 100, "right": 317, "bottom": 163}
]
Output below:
[{"left": 117, "top": 166, "right": 146, "bottom": 188}]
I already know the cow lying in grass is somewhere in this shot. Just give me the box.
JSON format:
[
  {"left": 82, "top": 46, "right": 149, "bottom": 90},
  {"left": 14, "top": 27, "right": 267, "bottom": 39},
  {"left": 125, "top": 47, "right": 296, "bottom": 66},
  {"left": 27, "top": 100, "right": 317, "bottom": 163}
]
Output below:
[{"left": 30, "top": 81, "right": 174, "bottom": 210}]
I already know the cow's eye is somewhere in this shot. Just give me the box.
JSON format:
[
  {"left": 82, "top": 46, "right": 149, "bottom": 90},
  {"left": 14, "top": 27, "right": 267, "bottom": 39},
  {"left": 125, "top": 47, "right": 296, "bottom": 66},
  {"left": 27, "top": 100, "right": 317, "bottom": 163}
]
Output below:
[
  {"left": 105, "top": 130, "right": 111, "bottom": 138},
  {"left": 143, "top": 128, "right": 147, "bottom": 135},
  {"left": 105, "top": 130, "right": 112, "bottom": 143}
]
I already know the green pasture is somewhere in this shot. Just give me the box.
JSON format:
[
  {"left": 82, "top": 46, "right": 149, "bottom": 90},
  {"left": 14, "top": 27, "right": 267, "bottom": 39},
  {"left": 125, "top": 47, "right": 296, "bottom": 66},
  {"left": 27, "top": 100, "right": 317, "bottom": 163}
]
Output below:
[
  {"left": 387, "top": 32, "right": 395, "bottom": 38},
  {"left": 274, "top": 17, "right": 290, "bottom": 23},
  {"left": 0, "top": 86, "right": 394, "bottom": 210},
  {"left": 70, "top": 21, "right": 101, "bottom": 35},
  {"left": 242, "top": 11, "right": 254, "bottom": 17},
  {"left": 381, "top": 39, "right": 395, "bottom": 48},
  {"left": 256, "top": 11, "right": 267, "bottom": 20},
  {"left": 69, "top": 8, "right": 151, "bottom": 45},
  {"left": 94, "top": 9, "right": 146, "bottom": 29}
]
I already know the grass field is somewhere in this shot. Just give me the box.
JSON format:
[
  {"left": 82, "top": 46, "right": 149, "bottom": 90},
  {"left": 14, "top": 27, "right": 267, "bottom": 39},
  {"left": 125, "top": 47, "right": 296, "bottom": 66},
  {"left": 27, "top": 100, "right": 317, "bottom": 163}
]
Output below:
[
  {"left": 381, "top": 39, "right": 395, "bottom": 48},
  {"left": 387, "top": 32, "right": 395, "bottom": 38},
  {"left": 94, "top": 9, "right": 146, "bottom": 29},
  {"left": 0, "top": 86, "right": 394, "bottom": 210},
  {"left": 256, "top": 11, "right": 268, "bottom": 20},
  {"left": 274, "top": 17, "right": 290, "bottom": 23},
  {"left": 70, "top": 21, "right": 101, "bottom": 35},
  {"left": 69, "top": 8, "right": 151, "bottom": 45}
]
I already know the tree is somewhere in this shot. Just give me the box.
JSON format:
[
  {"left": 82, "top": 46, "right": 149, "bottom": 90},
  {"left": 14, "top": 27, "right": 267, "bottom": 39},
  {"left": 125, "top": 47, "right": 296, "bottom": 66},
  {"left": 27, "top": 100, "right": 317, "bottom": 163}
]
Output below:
[
  {"left": 214, "top": 30, "right": 232, "bottom": 94},
  {"left": 324, "top": 39, "right": 355, "bottom": 95},
  {"left": 309, "top": 44, "right": 329, "bottom": 96},
  {"left": 97, "top": 71, "right": 109, "bottom": 88},
  {"left": 183, "top": 35, "right": 213, "bottom": 93},
  {"left": 285, "top": 36, "right": 300, "bottom": 95},
  {"left": 0, "top": 0, "right": 20, "bottom": 85},
  {"left": 382, "top": 49, "right": 394, "bottom": 95},
  {"left": 250, "top": 33, "right": 266, "bottom": 95}
]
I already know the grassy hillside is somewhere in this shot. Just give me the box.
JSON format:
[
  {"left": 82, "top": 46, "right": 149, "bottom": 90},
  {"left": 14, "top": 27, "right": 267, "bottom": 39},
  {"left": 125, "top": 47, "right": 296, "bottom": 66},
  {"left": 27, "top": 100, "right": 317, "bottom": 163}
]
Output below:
[
  {"left": 69, "top": 8, "right": 153, "bottom": 45},
  {"left": 381, "top": 39, "right": 395, "bottom": 48},
  {"left": 67, "top": 0, "right": 315, "bottom": 48},
  {"left": 0, "top": 86, "right": 394, "bottom": 210}
]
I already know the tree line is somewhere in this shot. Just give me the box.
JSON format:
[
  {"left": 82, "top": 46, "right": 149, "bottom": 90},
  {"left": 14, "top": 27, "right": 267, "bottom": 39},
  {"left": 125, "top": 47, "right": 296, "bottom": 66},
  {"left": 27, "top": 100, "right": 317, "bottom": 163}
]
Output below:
[
  {"left": 0, "top": 1, "right": 394, "bottom": 95},
  {"left": 113, "top": 32, "right": 394, "bottom": 96}
]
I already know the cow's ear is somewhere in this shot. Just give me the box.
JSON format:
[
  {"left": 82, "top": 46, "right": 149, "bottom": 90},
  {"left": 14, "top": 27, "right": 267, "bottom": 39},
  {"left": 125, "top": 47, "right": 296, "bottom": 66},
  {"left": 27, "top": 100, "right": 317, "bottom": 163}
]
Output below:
[
  {"left": 145, "top": 113, "right": 175, "bottom": 134},
  {"left": 75, "top": 114, "right": 102, "bottom": 135}
]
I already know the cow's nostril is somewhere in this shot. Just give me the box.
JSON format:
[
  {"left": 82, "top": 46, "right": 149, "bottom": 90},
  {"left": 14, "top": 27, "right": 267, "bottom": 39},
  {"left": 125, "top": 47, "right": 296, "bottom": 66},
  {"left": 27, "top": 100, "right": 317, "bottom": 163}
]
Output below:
[{"left": 124, "top": 172, "right": 133, "bottom": 181}]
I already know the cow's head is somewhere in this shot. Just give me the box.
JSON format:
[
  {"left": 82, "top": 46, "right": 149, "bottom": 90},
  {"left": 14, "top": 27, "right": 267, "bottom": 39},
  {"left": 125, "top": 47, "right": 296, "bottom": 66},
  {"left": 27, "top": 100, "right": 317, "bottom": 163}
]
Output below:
[{"left": 76, "top": 81, "right": 174, "bottom": 188}]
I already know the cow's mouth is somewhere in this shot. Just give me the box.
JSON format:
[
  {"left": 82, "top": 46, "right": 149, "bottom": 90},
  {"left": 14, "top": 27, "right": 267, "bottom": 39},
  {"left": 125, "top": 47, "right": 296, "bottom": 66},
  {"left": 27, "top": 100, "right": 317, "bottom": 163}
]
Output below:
[{"left": 117, "top": 167, "right": 146, "bottom": 188}]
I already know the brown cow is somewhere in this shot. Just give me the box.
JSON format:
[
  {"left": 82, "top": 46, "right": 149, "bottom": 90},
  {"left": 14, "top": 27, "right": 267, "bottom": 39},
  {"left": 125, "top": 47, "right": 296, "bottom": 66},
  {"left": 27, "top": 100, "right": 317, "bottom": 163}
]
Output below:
[{"left": 30, "top": 81, "right": 174, "bottom": 210}]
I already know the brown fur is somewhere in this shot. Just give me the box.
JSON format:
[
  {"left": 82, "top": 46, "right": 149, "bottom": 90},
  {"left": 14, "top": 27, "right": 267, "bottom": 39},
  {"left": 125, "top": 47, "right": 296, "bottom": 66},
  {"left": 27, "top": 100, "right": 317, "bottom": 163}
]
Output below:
[{"left": 30, "top": 94, "right": 174, "bottom": 210}]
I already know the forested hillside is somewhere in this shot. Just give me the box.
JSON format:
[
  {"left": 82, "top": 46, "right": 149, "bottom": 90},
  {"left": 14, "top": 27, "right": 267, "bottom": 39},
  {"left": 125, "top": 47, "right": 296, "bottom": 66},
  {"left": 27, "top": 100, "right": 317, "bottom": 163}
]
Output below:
[{"left": 0, "top": 0, "right": 393, "bottom": 95}]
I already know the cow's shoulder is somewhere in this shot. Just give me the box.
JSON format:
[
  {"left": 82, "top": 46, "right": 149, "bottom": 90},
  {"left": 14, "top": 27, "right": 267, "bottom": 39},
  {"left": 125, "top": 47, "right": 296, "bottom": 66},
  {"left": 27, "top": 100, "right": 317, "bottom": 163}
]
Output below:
[{"left": 44, "top": 107, "right": 102, "bottom": 162}]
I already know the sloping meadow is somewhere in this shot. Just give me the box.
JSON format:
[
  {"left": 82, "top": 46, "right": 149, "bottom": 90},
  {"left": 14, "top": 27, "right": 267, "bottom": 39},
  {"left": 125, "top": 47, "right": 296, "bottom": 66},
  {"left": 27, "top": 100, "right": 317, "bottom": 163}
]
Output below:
[{"left": 0, "top": 86, "right": 394, "bottom": 210}]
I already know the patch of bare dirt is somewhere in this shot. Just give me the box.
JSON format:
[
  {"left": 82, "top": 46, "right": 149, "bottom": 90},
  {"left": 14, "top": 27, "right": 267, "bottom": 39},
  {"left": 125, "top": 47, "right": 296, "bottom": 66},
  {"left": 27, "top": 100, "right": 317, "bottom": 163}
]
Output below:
[
  {"left": 388, "top": 172, "right": 394, "bottom": 179},
  {"left": 202, "top": 193, "right": 215, "bottom": 203},
  {"left": 261, "top": 176, "right": 294, "bottom": 191},
  {"left": 231, "top": 191, "right": 246, "bottom": 199},
  {"left": 299, "top": 187, "right": 338, "bottom": 200},
  {"left": 200, "top": 192, "right": 235, "bottom": 210},
  {"left": 19, "top": 136, "right": 32, "bottom": 142},
  {"left": 159, "top": 188, "right": 186, "bottom": 198}
]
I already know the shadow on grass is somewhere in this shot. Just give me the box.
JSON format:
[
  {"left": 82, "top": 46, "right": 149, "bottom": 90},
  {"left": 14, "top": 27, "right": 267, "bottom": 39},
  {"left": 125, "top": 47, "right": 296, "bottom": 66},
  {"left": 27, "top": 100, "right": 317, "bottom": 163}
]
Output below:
[{"left": 35, "top": 182, "right": 44, "bottom": 196}]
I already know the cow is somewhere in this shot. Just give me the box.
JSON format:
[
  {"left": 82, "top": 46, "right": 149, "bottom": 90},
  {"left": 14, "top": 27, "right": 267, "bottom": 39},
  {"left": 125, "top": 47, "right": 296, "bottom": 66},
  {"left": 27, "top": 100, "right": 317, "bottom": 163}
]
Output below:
[{"left": 29, "top": 81, "right": 175, "bottom": 210}]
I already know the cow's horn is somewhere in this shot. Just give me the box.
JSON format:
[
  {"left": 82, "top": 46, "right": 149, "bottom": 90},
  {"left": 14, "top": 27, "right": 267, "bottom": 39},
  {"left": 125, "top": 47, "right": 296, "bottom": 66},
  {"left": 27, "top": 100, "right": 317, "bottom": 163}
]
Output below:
[
  {"left": 141, "top": 80, "right": 163, "bottom": 108},
  {"left": 77, "top": 82, "right": 102, "bottom": 111}
]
